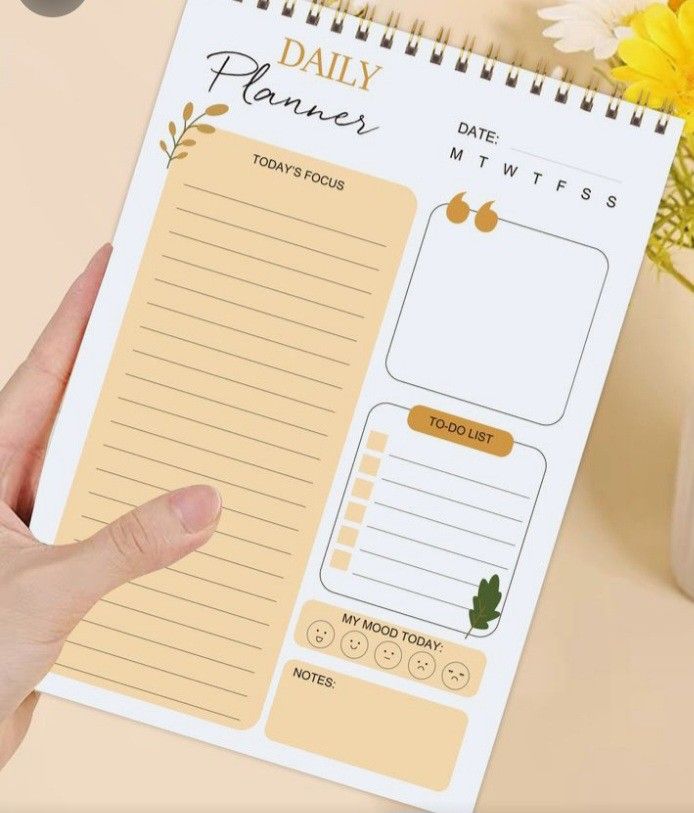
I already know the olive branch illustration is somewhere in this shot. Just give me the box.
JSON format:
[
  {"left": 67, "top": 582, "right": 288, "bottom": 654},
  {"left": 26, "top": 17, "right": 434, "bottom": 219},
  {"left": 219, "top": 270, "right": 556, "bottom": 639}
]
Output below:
[
  {"left": 466, "top": 574, "right": 502, "bottom": 638},
  {"left": 160, "top": 101, "right": 229, "bottom": 168}
]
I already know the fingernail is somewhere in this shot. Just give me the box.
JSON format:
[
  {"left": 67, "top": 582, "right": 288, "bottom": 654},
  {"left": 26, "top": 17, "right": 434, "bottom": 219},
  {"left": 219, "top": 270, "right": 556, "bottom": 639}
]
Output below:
[{"left": 170, "top": 485, "right": 222, "bottom": 533}]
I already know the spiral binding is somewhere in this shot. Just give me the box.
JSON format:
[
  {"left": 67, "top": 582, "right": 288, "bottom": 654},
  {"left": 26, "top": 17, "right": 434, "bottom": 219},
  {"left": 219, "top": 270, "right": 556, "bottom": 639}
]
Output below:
[{"left": 242, "top": 0, "right": 672, "bottom": 133}]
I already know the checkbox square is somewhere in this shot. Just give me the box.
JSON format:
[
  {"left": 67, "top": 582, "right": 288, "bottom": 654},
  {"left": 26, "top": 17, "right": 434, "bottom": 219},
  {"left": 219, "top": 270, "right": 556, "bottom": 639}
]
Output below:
[
  {"left": 337, "top": 526, "right": 359, "bottom": 547},
  {"left": 359, "top": 455, "right": 381, "bottom": 477},
  {"left": 351, "top": 478, "right": 373, "bottom": 500},
  {"left": 345, "top": 502, "right": 366, "bottom": 523},
  {"left": 330, "top": 549, "right": 352, "bottom": 571},
  {"left": 367, "top": 431, "right": 388, "bottom": 453}
]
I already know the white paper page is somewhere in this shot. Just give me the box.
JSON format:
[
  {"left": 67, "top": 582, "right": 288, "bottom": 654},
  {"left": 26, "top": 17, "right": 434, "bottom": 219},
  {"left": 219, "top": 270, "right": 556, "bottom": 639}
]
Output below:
[{"left": 31, "top": 1, "right": 681, "bottom": 810}]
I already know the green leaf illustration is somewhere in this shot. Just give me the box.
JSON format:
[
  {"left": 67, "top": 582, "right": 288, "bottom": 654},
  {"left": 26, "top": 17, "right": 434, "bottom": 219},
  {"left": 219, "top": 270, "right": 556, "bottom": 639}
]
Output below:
[{"left": 466, "top": 574, "right": 502, "bottom": 637}]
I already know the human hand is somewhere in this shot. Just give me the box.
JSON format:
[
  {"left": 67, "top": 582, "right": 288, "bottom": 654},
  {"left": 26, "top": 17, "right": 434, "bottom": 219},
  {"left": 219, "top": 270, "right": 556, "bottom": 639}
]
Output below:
[{"left": 0, "top": 245, "right": 222, "bottom": 769}]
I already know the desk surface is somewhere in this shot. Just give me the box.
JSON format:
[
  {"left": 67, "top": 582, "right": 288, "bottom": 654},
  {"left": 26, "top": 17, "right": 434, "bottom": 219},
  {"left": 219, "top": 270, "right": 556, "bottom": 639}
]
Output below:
[{"left": 1, "top": 1, "right": 693, "bottom": 810}]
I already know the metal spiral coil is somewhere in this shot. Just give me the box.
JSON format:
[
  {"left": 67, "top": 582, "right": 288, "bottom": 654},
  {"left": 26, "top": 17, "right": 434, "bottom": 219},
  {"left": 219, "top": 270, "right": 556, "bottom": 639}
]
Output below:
[{"left": 247, "top": 0, "right": 672, "bottom": 133}]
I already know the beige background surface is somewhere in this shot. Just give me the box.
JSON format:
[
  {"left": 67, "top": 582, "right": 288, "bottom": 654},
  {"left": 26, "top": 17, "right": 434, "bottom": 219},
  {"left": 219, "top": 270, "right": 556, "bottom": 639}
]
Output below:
[{"left": 1, "top": 1, "right": 693, "bottom": 810}]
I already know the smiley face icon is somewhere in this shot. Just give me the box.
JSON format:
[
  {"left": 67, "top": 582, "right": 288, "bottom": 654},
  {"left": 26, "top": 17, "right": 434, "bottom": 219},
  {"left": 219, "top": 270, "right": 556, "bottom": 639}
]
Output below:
[
  {"left": 442, "top": 661, "right": 471, "bottom": 691},
  {"left": 408, "top": 651, "right": 436, "bottom": 680},
  {"left": 374, "top": 641, "right": 403, "bottom": 670},
  {"left": 340, "top": 630, "right": 369, "bottom": 659},
  {"left": 306, "top": 620, "right": 335, "bottom": 649}
]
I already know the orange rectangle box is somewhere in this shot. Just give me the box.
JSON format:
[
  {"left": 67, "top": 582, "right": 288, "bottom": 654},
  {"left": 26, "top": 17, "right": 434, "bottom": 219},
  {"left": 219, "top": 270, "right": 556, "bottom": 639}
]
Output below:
[
  {"left": 351, "top": 478, "right": 373, "bottom": 500},
  {"left": 345, "top": 502, "right": 366, "bottom": 523},
  {"left": 359, "top": 455, "right": 381, "bottom": 477},
  {"left": 337, "top": 526, "right": 359, "bottom": 548},
  {"left": 330, "top": 550, "right": 352, "bottom": 571},
  {"left": 267, "top": 662, "right": 467, "bottom": 791},
  {"left": 366, "top": 431, "right": 388, "bottom": 453}
]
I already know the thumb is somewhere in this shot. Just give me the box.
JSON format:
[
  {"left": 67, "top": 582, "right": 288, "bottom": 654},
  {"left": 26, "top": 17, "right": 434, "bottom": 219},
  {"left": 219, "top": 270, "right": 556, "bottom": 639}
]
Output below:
[{"left": 56, "top": 485, "right": 221, "bottom": 611}]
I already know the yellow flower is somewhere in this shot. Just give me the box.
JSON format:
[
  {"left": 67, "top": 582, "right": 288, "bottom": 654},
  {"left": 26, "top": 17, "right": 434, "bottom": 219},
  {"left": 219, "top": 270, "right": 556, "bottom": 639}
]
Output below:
[{"left": 613, "top": 0, "right": 694, "bottom": 130}]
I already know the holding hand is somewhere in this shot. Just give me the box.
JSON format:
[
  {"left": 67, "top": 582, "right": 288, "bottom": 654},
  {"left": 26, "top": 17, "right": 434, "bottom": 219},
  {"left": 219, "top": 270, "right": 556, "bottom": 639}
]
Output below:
[{"left": 0, "top": 245, "right": 221, "bottom": 768}]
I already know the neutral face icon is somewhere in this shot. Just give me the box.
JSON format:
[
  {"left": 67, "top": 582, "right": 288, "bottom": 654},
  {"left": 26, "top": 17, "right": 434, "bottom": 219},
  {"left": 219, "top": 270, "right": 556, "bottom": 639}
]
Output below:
[
  {"left": 374, "top": 641, "right": 403, "bottom": 670},
  {"left": 408, "top": 651, "right": 436, "bottom": 680},
  {"left": 340, "top": 630, "right": 369, "bottom": 659},
  {"left": 442, "top": 661, "right": 471, "bottom": 690},
  {"left": 306, "top": 620, "right": 335, "bottom": 649}
]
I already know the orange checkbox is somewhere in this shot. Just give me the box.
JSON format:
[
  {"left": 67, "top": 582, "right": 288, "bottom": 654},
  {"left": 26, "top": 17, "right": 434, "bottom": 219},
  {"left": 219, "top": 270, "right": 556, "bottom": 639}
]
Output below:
[
  {"left": 345, "top": 502, "right": 366, "bottom": 523},
  {"left": 330, "top": 550, "right": 352, "bottom": 571},
  {"left": 351, "top": 478, "right": 373, "bottom": 500},
  {"left": 359, "top": 455, "right": 381, "bottom": 477},
  {"left": 337, "top": 526, "right": 359, "bottom": 547},
  {"left": 367, "top": 431, "right": 388, "bottom": 453}
]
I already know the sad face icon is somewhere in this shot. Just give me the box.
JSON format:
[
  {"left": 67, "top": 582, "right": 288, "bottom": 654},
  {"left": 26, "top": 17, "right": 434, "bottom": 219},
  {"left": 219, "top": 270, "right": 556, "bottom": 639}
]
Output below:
[
  {"left": 408, "top": 651, "right": 436, "bottom": 680},
  {"left": 306, "top": 620, "right": 335, "bottom": 649},
  {"left": 442, "top": 661, "right": 471, "bottom": 690}
]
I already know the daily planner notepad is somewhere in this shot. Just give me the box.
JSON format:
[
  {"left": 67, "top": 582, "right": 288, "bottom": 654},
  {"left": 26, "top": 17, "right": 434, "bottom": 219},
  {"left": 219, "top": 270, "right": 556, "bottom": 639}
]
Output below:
[{"left": 32, "top": 1, "right": 680, "bottom": 810}]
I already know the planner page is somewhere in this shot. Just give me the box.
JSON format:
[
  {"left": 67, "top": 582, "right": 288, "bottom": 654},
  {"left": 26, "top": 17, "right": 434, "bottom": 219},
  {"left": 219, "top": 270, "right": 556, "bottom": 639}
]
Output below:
[{"left": 31, "top": 1, "right": 680, "bottom": 810}]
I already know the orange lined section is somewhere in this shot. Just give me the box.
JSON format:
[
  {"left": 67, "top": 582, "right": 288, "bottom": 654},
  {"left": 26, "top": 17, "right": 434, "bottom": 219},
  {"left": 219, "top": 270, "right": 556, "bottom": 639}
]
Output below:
[{"left": 52, "top": 131, "right": 416, "bottom": 728}]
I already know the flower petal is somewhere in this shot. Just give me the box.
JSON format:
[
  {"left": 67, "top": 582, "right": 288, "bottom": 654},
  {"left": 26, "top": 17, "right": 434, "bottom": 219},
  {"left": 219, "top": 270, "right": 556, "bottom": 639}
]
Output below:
[
  {"left": 543, "top": 19, "right": 612, "bottom": 51},
  {"left": 594, "top": 36, "right": 620, "bottom": 58},
  {"left": 623, "top": 78, "right": 668, "bottom": 107},
  {"left": 611, "top": 65, "right": 645, "bottom": 82},
  {"left": 629, "top": 12, "right": 650, "bottom": 40},
  {"left": 642, "top": 4, "right": 688, "bottom": 60},
  {"left": 618, "top": 37, "right": 676, "bottom": 81},
  {"left": 677, "top": 0, "right": 694, "bottom": 47},
  {"left": 538, "top": 4, "right": 597, "bottom": 21}
]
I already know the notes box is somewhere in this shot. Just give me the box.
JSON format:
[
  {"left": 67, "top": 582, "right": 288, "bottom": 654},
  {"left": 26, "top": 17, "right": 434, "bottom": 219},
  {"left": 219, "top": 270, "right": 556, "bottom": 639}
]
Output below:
[{"left": 387, "top": 205, "right": 608, "bottom": 425}]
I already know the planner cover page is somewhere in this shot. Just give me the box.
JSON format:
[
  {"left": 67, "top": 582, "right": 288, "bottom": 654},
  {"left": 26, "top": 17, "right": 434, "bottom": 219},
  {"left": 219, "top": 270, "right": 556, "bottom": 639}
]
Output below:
[{"left": 30, "top": 1, "right": 680, "bottom": 810}]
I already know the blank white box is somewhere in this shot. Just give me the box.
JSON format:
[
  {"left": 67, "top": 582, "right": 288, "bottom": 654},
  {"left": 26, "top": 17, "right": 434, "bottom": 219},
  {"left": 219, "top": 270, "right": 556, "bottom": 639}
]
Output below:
[{"left": 387, "top": 206, "right": 608, "bottom": 424}]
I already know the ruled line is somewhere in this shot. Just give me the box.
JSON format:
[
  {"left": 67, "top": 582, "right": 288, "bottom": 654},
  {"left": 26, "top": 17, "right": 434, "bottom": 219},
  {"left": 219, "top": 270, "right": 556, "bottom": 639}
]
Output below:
[
  {"left": 116, "top": 397, "right": 324, "bottom": 457},
  {"left": 122, "top": 376, "right": 330, "bottom": 436},
  {"left": 388, "top": 453, "right": 531, "bottom": 499},
  {"left": 100, "top": 599, "right": 263, "bottom": 650},
  {"left": 128, "top": 583, "right": 270, "bottom": 627},
  {"left": 162, "top": 254, "right": 365, "bottom": 318},
  {"left": 352, "top": 574, "right": 471, "bottom": 610},
  {"left": 154, "top": 277, "right": 358, "bottom": 342},
  {"left": 193, "top": 549, "right": 283, "bottom": 579},
  {"left": 80, "top": 511, "right": 285, "bottom": 576},
  {"left": 132, "top": 350, "right": 336, "bottom": 413},
  {"left": 81, "top": 512, "right": 292, "bottom": 556},
  {"left": 373, "top": 501, "right": 515, "bottom": 546},
  {"left": 182, "top": 184, "right": 388, "bottom": 248},
  {"left": 146, "top": 302, "right": 349, "bottom": 366},
  {"left": 173, "top": 215, "right": 380, "bottom": 271},
  {"left": 359, "top": 549, "right": 478, "bottom": 587},
  {"left": 366, "top": 524, "right": 509, "bottom": 570},
  {"left": 162, "top": 249, "right": 372, "bottom": 295},
  {"left": 103, "top": 444, "right": 306, "bottom": 508},
  {"left": 54, "top": 664, "right": 242, "bottom": 722},
  {"left": 81, "top": 620, "right": 256, "bottom": 673},
  {"left": 381, "top": 478, "right": 523, "bottom": 522},
  {"left": 88, "top": 485, "right": 300, "bottom": 533},
  {"left": 63, "top": 641, "right": 248, "bottom": 696},
  {"left": 164, "top": 566, "right": 277, "bottom": 603},
  {"left": 140, "top": 325, "right": 344, "bottom": 389},
  {"left": 109, "top": 420, "right": 313, "bottom": 485}
]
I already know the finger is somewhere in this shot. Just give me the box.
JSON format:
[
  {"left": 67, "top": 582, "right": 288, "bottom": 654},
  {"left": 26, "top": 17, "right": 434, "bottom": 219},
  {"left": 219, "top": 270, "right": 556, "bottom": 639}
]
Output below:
[
  {"left": 0, "top": 692, "right": 39, "bottom": 770},
  {"left": 51, "top": 485, "right": 221, "bottom": 614},
  {"left": 0, "top": 244, "right": 111, "bottom": 455}
]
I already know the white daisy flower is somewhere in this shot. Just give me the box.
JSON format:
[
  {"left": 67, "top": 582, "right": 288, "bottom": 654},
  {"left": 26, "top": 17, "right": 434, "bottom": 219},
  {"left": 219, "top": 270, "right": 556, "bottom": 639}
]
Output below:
[{"left": 538, "top": 0, "right": 666, "bottom": 60}]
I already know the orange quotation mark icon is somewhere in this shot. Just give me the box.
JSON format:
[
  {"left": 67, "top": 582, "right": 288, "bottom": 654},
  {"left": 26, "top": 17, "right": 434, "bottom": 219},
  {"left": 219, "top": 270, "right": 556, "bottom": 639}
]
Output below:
[{"left": 446, "top": 192, "right": 499, "bottom": 232}]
